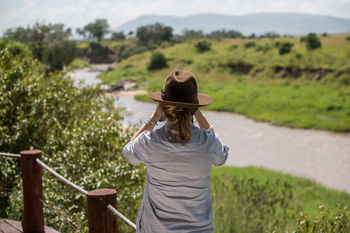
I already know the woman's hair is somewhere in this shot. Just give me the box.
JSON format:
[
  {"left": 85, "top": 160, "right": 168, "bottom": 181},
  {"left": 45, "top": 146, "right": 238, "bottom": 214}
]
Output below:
[{"left": 162, "top": 105, "right": 198, "bottom": 143}]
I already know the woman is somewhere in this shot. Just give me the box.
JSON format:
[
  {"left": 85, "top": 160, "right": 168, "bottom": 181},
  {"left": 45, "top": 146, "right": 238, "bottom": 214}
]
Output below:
[{"left": 123, "top": 70, "right": 229, "bottom": 233}]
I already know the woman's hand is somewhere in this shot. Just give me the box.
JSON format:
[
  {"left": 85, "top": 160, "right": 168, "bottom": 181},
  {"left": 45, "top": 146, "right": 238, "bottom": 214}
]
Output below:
[{"left": 151, "top": 103, "right": 164, "bottom": 122}]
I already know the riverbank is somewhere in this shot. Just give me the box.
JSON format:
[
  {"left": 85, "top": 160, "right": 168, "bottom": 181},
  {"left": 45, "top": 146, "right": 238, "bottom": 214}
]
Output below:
[
  {"left": 69, "top": 65, "right": 350, "bottom": 193},
  {"left": 99, "top": 34, "right": 350, "bottom": 132}
]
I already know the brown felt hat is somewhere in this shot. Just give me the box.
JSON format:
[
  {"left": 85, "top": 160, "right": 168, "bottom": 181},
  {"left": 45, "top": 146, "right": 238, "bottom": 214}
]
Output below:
[{"left": 148, "top": 70, "right": 212, "bottom": 107}]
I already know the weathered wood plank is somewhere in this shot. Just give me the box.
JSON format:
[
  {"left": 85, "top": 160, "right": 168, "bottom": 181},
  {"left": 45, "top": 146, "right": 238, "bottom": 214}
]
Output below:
[{"left": 0, "top": 219, "right": 59, "bottom": 233}]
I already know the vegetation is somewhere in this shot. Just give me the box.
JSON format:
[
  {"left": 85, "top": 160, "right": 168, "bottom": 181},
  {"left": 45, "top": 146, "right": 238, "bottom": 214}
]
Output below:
[
  {"left": 148, "top": 52, "right": 168, "bottom": 70},
  {"left": 3, "top": 22, "right": 76, "bottom": 71},
  {"left": 0, "top": 45, "right": 144, "bottom": 232},
  {"left": 211, "top": 166, "right": 350, "bottom": 233},
  {"left": 195, "top": 40, "right": 212, "bottom": 52},
  {"left": 136, "top": 23, "right": 173, "bottom": 45},
  {"left": 1, "top": 36, "right": 350, "bottom": 233},
  {"left": 77, "top": 19, "right": 110, "bottom": 41},
  {"left": 278, "top": 41, "right": 294, "bottom": 55},
  {"left": 302, "top": 33, "right": 322, "bottom": 50},
  {"left": 99, "top": 34, "right": 350, "bottom": 131}
]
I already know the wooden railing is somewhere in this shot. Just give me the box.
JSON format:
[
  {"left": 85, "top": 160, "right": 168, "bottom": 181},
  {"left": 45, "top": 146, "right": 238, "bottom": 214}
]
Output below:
[{"left": 0, "top": 150, "right": 137, "bottom": 233}]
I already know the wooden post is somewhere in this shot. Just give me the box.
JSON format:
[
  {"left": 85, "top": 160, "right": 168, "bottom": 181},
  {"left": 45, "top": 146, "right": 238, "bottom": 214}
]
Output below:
[
  {"left": 20, "top": 150, "right": 45, "bottom": 233},
  {"left": 87, "top": 189, "right": 118, "bottom": 233}
]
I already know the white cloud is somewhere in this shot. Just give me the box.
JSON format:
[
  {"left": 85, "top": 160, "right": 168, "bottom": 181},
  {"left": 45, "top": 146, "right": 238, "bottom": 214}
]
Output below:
[{"left": 1, "top": 0, "right": 349, "bottom": 34}]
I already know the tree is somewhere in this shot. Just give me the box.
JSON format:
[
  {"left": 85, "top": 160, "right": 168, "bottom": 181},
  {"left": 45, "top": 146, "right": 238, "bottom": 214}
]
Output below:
[
  {"left": 207, "top": 29, "right": 242, "bottom": 38},
  {"left": 136, "top": 23, "right": 173, "bottom": 45},
  {"left": 182, "top": 29, "right": 204, "bottom": 39},
  {"left": 195, "top": 40, "right": 211, "bottom": 52},
  {"left": 279, "top": 42, "right": 294, "bottom": 55},
  {"left": 83, "top": 19, "right": 110, "bottom": 41},
  {"left": 148, "top": 52, "right": 168, "bottom": 70},
  {"left": 111, "top": 31, "right": 126, "bottom": 41},
  {"left": 303, "top": 33, "right": 322, "bottom": 50},
  {"left": 0, "top": 47, "right": 144, "bottom": 232},
  {"left": 76, "top": 27, "right": 86, "bottom": 40},
  {"left": 42, "top": 40, "right": 76, "bottom": 71},
  {"left": 4, "top": 23, "right": 75, "bottom": 70}
]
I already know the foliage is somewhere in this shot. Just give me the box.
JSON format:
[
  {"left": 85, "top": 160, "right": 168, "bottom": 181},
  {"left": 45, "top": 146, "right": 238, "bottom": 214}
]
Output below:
[
  {"left": 195, "top": 40, "right": 212, "bottom": 52},
  {"left": 0, "top": 48, "right": 144, "bottom": 232},
  {"left": 346, "top": 36, "right": 350, "bottom": 41},
  {"left": 4, "top": 23, "right": 75, "bottom": 70},
  {"left": 210, "top": 166, "right": 350, "bottom": 233},
  {"left": 88, "top": 41, "right": 114, "bottom": 63},
  {"left": 294, "top": 206, "right": 350, "bottom": 233},
  {"left": 116, "top": 42, "right": 150, "bottom": 61},
  {"left": 111, "top": 31, "right": 126, "bottom": 41},
  {"left": 182, "top": 29, "right": 204, "bottom": 40},
  {"left": 68, "top": 58, "right": 91, "bottom": 70},
  {"left": 259, "top": 31, "right": 280, "bottom": 38},
  {"left": 278, "top": 41, "right": 294, "bottom": 55},
  {"left": 136, "top": 23, "right": 173, "bottom": 45},
  {"left": 82, "top": 19, "right": 110, "bottom": 41},
  {"left": 100, "top": 34, "right": 350, "bottom": 131},
  {"left": 211, "top": 174, "right": 295, "bottom": 232},
  {"left": 42, "top": 39, "right": 76, "bottom": 71},
  {"left": 303, "top": 33, "right": 322, "bottom": 50},
  {"left": 207, "top": 29, "right": 242, "bottom": 39},
  {"left": 244, "top": 41, "right": 256, "bottom": 48},
  {"left": 148, "top": 52, "right": 168, "bottom": 70},
  {"left": 0, "top": 39, "right": 31, "bottom": 57}
]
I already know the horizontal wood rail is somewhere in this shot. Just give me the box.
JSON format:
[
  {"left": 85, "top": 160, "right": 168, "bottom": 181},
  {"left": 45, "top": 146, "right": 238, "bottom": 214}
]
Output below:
[{"left": 1, "top": 150, "right": 136, "bottom": 232}]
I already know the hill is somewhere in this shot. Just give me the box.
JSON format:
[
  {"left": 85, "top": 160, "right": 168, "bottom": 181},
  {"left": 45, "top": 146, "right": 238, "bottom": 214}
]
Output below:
[{"left": 116, "top": 12, "right": 350, "bottom": 35}]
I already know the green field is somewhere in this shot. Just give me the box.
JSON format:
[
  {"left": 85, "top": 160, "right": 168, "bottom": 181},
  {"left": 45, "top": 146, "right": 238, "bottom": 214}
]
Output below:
[{"left": 99, "top": 34, "right": 350, "bottom": 131}]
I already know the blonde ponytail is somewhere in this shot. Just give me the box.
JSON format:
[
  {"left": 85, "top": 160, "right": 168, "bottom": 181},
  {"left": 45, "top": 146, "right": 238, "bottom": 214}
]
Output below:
[{"left": 162, "top": 105, "right": 197, "bottom": 143}]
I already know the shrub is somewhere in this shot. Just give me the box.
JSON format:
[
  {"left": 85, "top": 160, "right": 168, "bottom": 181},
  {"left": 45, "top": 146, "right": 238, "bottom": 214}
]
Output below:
[
  {"left": 0, "top": 48, "right": 144, "bottom": 232},
  {"left": 244, "top": 41, "right": 256, "bottom": 48},
  {"left": 279, "top": 42, "right": 294, "bottom": 55},
  {"left": 148, "top": 52, "right": 168, "bottom": 70},
  {"left": 346, "top": 36, "right": 350, "bottom": 41},
  {"left": 195, "top": 40, "right": 211, "bottom": 52},
  {"left": 212, "top": 175, "right": 295, "bottom": 233},
  {"left": 255, "top": 44, "right": 271, "bottom": 53},
  {"left": 294, "top": 205, "right": 350, "bottom": 233},
  {"left": 304, "top": 33, "right": 322, "bottom": 50},
  {"left": 42, "top": 40, "right": 76, "bottom": 71}
]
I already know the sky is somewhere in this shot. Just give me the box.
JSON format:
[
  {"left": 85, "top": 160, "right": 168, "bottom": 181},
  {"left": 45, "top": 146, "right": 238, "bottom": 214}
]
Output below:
[{"left": 1, "top": 0, "right": 350, "bottom": 34}]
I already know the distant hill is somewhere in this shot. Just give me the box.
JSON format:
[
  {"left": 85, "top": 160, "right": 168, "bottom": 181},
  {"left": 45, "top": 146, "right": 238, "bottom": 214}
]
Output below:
[{"left": 116, "top": 13, "right": 350, "bottom": 36}]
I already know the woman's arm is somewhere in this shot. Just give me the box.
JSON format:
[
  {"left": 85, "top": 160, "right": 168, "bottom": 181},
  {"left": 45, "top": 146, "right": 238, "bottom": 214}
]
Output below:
[
  {"left": 130, "top": 103, "right": 164, "bottom": 141},
  {"left": 194, "top": 109, "right": 211, "bottom": 130}
]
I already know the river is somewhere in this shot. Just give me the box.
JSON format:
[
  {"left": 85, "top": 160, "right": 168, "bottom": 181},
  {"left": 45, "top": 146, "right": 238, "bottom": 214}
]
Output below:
[{"left": 70, "top": 65, "right": 350, "bottom": 193}]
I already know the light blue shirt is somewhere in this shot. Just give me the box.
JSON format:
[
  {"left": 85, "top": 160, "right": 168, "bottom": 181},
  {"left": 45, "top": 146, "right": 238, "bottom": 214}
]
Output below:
[{"left": 123, "top": 123, "right": 229, "bottom": 233}]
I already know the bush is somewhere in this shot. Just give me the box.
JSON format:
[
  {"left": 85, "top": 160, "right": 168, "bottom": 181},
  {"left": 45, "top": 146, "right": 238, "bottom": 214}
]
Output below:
[
  {"left": 279, "top": 42, "right": 294, "bottom": 55},
  {"left": 0, "top": 48, "right": 144, "bottom": 232},
  {"left": 294, "top": 205, "right": 350, "bottom": 233},
  {"left": 212, "top": 175, "right": 295, "bottom": 232},
  {"left": 0, "top": 39, "right": 31, "bottom": 57},
  {"left": 42, "top": 40, "right": 76, "bottom": 71},
  {"left": 346, "top": 36, "right": 350, "bottom": 41},
  {"left": 148, "top": 52, "right": 168, "bottom": 70},
  {"left": 304, "top": 33, "right": 322, "bottom": 50},
  {"left": 195, "top": 40, "right": 211, "bottom": 52},
  {"left": 244, "top": 41, "right": 256, "bottom": 48},
  {"left": 255, "top": 44, "right": 271, "bottom": 53}
]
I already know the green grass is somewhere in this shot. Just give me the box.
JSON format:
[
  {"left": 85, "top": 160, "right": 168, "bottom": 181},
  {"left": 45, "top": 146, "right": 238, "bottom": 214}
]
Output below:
[
  {"left": 210, "top": 166, "right": 350, "bottom": 232},
  {"left": 99, "top": 34, "right": 350, "bottom": 131},
  {"left": 68, "top": 58, "right": 91, "bottom": 69},
  {"left": 212, "top": 166, "right": 350, "bottom": 215}
]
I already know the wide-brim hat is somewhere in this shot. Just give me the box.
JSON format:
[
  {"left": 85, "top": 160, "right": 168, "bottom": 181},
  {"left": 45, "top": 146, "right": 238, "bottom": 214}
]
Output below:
[{"left": 148, "top": 70, "right": 212, "bottom": 107}]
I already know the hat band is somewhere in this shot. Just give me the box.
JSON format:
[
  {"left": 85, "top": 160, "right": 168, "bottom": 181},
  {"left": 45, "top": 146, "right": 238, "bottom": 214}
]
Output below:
[{"left": 161, "top": 89, "right": 166, "bottom": 100}]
